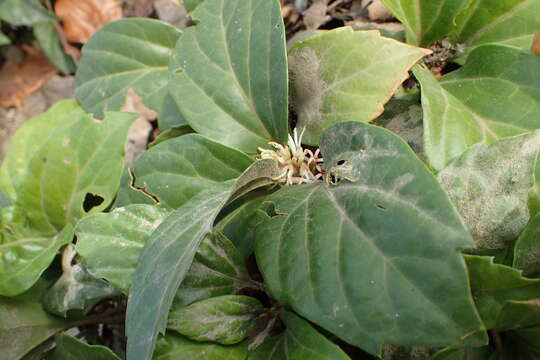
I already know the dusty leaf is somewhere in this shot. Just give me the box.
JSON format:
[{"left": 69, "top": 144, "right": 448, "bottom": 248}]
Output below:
[
  {"left": 0, "top": 46, "right": 57, "bottom": 109},
  {"left": 55, "top": 0, "right": 122, "bottom": 43}
]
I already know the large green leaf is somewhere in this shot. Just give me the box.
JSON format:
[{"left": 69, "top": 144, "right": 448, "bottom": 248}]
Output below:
[
  {"left": 168, "top": 295, "right": 262, "bottom": 345},
  {"left": 249, "top": 311, "right": 350, "bottom": 360},
  {"left": 46, "top": 333, "right": 120, "bottom": 360},
  {"left": 379, "top": 0, "right": 468, "bottom": 46},
  {"left": 34, "top": 22, "right": 75, "bottom": 75},
  {"left": 168, "top": 0, "right": 288, "bottom": 153},
  {"left": 255, "top": 122, "right": 485, "bottom": 356},
  {"left": 0, "top": 280, "right": 73, "bottom": 360},
  {"left": 127, "top": 160, "right": 281, "bottom": 360},
  {"left": 42, "top": 245, "right": 118, "bottom": 317},
  {"left": 0, "top": 225, "right": 74, "bottom": 297},
  {"left": 496, "top": 300, "right": 540, "bottom": 331},
  {"left": 154, "top": 333, "right": 248, "bottom": 360},
  {"left": 451, "top": 0, "right": 540, "bottom": 53},
  {"left": 0, "top": 99, "right": 136, "bottom": 235},
  {"left": 415, "top": 45, "right": 540, "bottom": 171},
  {"left": 75, "top": 18, "right": 182, "bottom": 118},
  {"left": 76, "top": 206, "right": 253, "bottom": 304},
  {"left": 514, "top": 213, "right": 540, "bottom": 277},
  {"left": 288, "top": 27, "right": 430, "bottom": 145},
  {"left": 437, "top": 131, "right": 540, "bottom": 249},
  {"left": 115, "top": 134, "right": 253, "bottom": 210},
  {"left": 0, "top": 0, "right": 56, "bottom": 26},
  {"left": 465, "top": 255, "right": 540, "bottom": 329}
]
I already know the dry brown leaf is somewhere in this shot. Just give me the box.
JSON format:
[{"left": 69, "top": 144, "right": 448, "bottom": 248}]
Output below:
[
  {"left": 303, "top": 0, "right": 330, "bottom": 30},
  {"left": 532, "top": 30, "right": 540, "bottom": 57},
  {"left": 55, "top": 0, "right": 122, "bottom": 43},
  {"left": 0, "top": 46, "right": 57, "bottom": 109}
]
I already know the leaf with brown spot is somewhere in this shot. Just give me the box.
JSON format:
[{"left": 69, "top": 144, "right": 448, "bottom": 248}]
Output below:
[
  {"left": 0, "top": 46, "right": 57, "bottom": 109},
  {"left": 54, "top": 0, "right": 122, "bottom": 43},
  {"left": 533, "top": 31, "right": 540, "bottom": 57}
]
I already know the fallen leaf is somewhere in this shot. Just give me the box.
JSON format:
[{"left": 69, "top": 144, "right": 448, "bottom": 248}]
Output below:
[
  {"left": 533, "top": 31, "right": 540, "bottom": 57},
  {"left": 0, "top": 46, "right": 57, "bottom": 109},
  {"left": 303, "top": 0, "right": 330, "bottom": 30},
  {"left": 55, "top": 0, "right": 122, "bottom": 43}
]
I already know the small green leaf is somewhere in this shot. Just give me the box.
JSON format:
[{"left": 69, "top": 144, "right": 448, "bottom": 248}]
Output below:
[
  {"left": 0, "top": 30, "right": 10, "bottom": 46},
  {"left": 76, "top": 205, "right": 169, "bottom": 293},
  {"left": 33, "top": 22, "right": 75, "bottom": 75},
  {"left": 0, "top": 280, "right": 73, "bottom": 360},
  {"left": 0, "top": 225, "right": 74, "bottom": 297},
  {"left": 127, "top": 160, "right": 280, "bottom": 360},
  {"left": 0, "top": 99, "right": 136, "bottom": 235},
  {"left": 256, "top": 122, "right": 485, "bottom": 356},
  {"left": 379, "top": 0, "right": 468, "bottom": 46},
  {"left": 514, "top": 213, "right": 540, "bottom": 277},
  {"left": 169, "top": 0, "right": 288, "bottom": 153},
  {"left": 46, "top": 333, "right": 120, "bottom": 360},
  {"left": 183, "top": 0, "right": 204, "bottom": 12},
  {"left": 42, "top": 245, "right": 118, "bottom": 317},
  {"left": 438, "top": 131, "right": 540, "bottom": 249},
  {"left": 452, "top": 0, "right": 540, "bottom": 53},
  {"left": 288, "top": 27, "right": 430, "bottom": 145},
  {"left": 496, "top": 300, "right": 540, "bottom": 331},
  {"left": 168, "top": 295, "right": 262, "bottom": 345},
  {"left": 465, "top": 255, "right": 540, "bottom": 329},
  {"left": 249, "top": 311, "right": 350, "bottom": 360},
  {"left": 115, "top": 134, "right": 253, "bottom": 210},
  {"left": 75, "top": 18, "right": 182, "bottom": 118},
  {"left": 154, "top": 333, "right": 248, "bottom": 360},
  {"left": 0, "top": 0, "right": 56, "bottom": 26},
  {"left": 415, "top": 45, "right": 540, "bottom": 171}
]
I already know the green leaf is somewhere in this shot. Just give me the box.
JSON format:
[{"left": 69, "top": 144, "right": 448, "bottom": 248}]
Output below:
[
  {"left": 127, "top": 159, "right": 280, "bottom": 360},
  {"left": 169, "top": 0, "right": 288, "bottom": 153},
  {"left": 115, "top": 134, "right": 253, "bottom": 210},
  {"left": 415, "top": 45, "right": 540, "bottom": 171},
  {"left": 430, "top": 347, "right": 492, "bottom": 360},
  {"left": 451, "top": 0, "right": 540, "bottom": 53},
  {"left": 173, "top": 232, "right": 253, "bottom": 308},
  {"left": 75, "top": 18, "right": 182, "bottom": 118},
  {"left": 0, "top": 0, "right": 56, "bottom": 26},
  {"left": 154, "top": 333, "right": 248, "bottom": 360},
  {"left": 0, "top": 30, "right": 10, "bottom": 46},
  {"left": 288, "top": 27, "right": 430, "bottom": 145},
  {"left": 0, "top": 100, "right": 135, "bottom": 235},
  {"left": 379, "top": 0, "right": 468, "bottom": 46},
  {"left": 0, "top": 189, "right": 10, "bottom": 209},
  {"left": 496, "top": 300, "right": 540, "bottom": 331},
  {"left": 465, "top": 255, "right": 540, "bottom": 329},
  {"left": 46, "top": 333, "right": 120, "bottom": 360},
  {"left": 149, "top": 125, "right": 194, "bottom": 147},
  {"left": 42, "top": 245, "right": 118, "bottom": 317},
  {"left": 157, "top": 91, "right": 188, "bottom": 132},
  {"left": 514, "top": 213, "right": 540, "bottom": 277},
  {"left": 437, "top": 131, "right": 540, "bottom": 249},
  {"left": 33, "top": 22, "right": 75, "bottom": 75},
  {"left": 255, "top": 122, "right": 485, "bottom": 356},
  {"left": 0, "top": 280, "right": 73, "bottom": 360},
  {"left": 183, "top": 0, "right": 204, "bottom": 12},
  {"left": 76, "top": 205, "right": 169, "bottom": 293},
  {"left": 215, "top": 196, "right": 268, "bottom": 257},
  {"left": 249, "top": 311, "right": 350, "bottom": 360},
  {"left": 168, "top": 295, "right": 262, "bottom": 345},
  {"left": 0, "top": 225, "right": 74, "bottom": 297}
]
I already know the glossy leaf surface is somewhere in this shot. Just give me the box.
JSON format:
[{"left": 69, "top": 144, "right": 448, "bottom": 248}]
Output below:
[
  {"left": 438, "top": 131, "right": 540, "bottom": 249},
  {"left": 46, "top": 333, "right": 120, "bottom": 360},
  {"left": 115, "top": 134, "right": 253, "bottom": 209},
  {"left": 168, "top": 295, "right": 262, "bottom": 345},
  {"left": 249, "top": 311, "right": 350, "bottom": 360},
  {"left": 0, "top": 99, "right": 135, "bottom": 235},
  {"left": 288, "top": 27, "right": 430, "bottom": 144},
  {"left": 169, "top": 0, "right": 288, "bottom": 153},
  {"left": 256, "top": 122, "right": 484, "bottom": 355},
  {"left": 380, "top": 0, "right": 468, "bottom": 46},
  {"left": 465, "top": 255, "right": 540, "bottom": 328},
  {"left": 76, "top": 18, "right": 182, "bottom": 118}
]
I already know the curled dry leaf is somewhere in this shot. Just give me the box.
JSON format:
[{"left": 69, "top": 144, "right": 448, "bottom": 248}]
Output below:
[
  {"left": 533, "top": 31, "right": 540, "bottom": 57},
  {"left": 55, "top": 0, "right": 122, "bottom": 43},
  {"left": 0, "top": 46, "right": 57, "bottom": 109}
]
